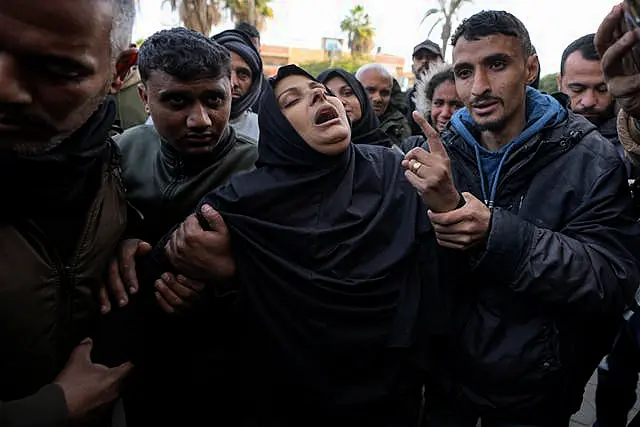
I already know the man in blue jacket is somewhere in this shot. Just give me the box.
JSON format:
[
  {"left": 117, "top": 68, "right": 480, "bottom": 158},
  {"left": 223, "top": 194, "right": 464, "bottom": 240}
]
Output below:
[{"left": 403, "top": 10, "right": 640, "bottom": 426}]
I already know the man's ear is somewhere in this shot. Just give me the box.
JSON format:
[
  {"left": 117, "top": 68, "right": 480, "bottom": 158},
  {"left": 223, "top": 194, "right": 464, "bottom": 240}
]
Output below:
[
  {"left": 138, "top": 83, "right": 149, "bottom": 107},
  {"left": 526, "top": 54, "right": 540, "bottom": 86}
]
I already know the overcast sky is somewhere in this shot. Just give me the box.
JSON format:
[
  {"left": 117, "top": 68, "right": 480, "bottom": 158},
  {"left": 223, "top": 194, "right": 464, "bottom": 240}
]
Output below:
[{"left": 133, "top": 0, "right": 620, "bottom": 75}]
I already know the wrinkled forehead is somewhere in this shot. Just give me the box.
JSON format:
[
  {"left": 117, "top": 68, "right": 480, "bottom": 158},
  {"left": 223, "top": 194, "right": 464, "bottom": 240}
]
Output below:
[
  {"left": 0, "top": 0, "right": 113, "bottom": 61},
  {"left": 274, "top": 74, "right": 317, "bottom": 97},
  {"left": 230, "top": 51, "right": 251, "bottom": 68},
  {"left": 563, "top": 51, "right": 604, "bottom": 83},
  {"left": 146, "top": 70, "right": 230, "bottom": 92},
  {"left": 452, "top": 34, "right": 524, "bottom": 65},
  {"left": 432, "top": 80, "right": 459, "bottom": 100},
  {"left": 324, "top": 74, "right": 349, "bottom": 89},
  {"left": 359, "top": 70, "right": 392, "bottom": 89}
]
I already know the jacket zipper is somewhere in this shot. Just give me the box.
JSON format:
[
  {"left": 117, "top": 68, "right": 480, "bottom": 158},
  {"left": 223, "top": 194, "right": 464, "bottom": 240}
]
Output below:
[
  {"left": 163, "top": 159, "right": 185, "bottom": 202},
  {"left": 15, "top": 151, "right": 115, "bottom": 369},
  {"left": 494, "top": 131, "right": 582, "bottom": 200},
  {"left": 19, "top": 219, "right": 74, "bottom": 369}
]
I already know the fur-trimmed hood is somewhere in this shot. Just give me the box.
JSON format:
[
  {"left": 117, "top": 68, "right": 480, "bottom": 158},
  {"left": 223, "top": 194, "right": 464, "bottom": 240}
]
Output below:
[{"left": 412, "top": 61, "right": 453, "bottom": 119}]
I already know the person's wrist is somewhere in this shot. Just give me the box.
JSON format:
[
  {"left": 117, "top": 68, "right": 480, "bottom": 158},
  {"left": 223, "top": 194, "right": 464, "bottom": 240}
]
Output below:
[{"left": 440, "top": 189, "right": 464, "bottom": 212}]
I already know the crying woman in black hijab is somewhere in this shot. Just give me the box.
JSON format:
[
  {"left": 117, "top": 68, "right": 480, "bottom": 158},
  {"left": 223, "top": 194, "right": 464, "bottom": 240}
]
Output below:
[
  {"left": 317, "top": 68, "right": 392, "bottom": 147},
  {"left": 139, "top": 65, "right": 446, "bottom": 426}
]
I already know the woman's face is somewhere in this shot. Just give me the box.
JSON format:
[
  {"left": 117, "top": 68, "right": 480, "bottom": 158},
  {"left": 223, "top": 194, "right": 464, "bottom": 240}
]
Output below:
[
  {"left": 324, "top": 76, "right": 362, "bottom": 123},
  {"left": 275, "top": 74, "right": 351, "bottom": 156},
  {"left": 430, "top": 80, "right": 463, "bottom": 132}
]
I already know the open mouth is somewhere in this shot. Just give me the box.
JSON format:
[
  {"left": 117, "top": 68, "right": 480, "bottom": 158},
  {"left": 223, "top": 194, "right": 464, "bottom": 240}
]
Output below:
[{"left": 314, "top": 105, "right": 339, "bottom": 125}]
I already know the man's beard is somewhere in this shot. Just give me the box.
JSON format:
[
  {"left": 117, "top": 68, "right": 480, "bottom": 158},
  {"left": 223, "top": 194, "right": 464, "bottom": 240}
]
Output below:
[
  {"left": 477, "top": 117, "right": 508, "bottom": 132},
  {"left": 575, "top": 101, "right": 616, "bottom": 126},
  {"left": 11, "top": 133, "right": 70, "bottom": 156},
  {"left": 10, "top": 87, "right": 108, "bottom": 156}
]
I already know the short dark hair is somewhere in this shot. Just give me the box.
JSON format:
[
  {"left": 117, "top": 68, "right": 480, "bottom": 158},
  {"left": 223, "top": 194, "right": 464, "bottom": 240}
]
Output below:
[
  {"left": 427, "top": 70, "right": 455, "bottom": 101},
  {"left": 138, "top": 27, "right": 231, "bottom": 83},
  {"left": 560, "top": 34, "right": 599, "bottom": 76},
  {"left": 451, "top": 10, "right": 533, "bottom": 59},
  {"left": 235, "top": 22, "right": 260, "bottom": 40}
]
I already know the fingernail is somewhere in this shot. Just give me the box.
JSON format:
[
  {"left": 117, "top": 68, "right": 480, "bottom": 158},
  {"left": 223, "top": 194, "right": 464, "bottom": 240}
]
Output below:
[
  {"left": 202, "top": 204, "right": 212, "bottom": 213},
  {"left": 119, "top": 297, "right": 127, "bottom": 307},
  {"left": 101, "top": 304, "right": 110, "bottom": 314},
  {"left": 161, "top": 273, "right": 169, "bottom": 281},
  {"left": 129, "top": 286, "right": 137, "bottom": 294},
  {"left": 81, "top": 337, "right": 92, "bottom": 344}
]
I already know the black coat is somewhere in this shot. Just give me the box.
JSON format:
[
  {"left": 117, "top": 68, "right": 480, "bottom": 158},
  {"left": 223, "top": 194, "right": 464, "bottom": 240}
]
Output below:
[{"left": 427, "top": 111, "right": 640, "bottom": 421}]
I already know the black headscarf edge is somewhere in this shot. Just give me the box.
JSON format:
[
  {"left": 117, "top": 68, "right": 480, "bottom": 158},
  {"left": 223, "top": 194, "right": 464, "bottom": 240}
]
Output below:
[
  {"left": 213, "top": 29, "right": 264, "bottom": 118},
  {"left": 316, "top": 68, "right": 385, "bottom": 146}
]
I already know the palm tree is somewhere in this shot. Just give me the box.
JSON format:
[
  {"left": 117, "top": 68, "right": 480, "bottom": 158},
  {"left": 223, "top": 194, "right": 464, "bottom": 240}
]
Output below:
[
  {"left": 226, "top": 0, "right": 274, "bottom": 32},
  {"left": 340, "top": 5, "right": 375, "bottom": 57},
  {"left": 421, "top": 0, "right": 472, "bottom": 58},
  {"left": 162, "top": 0, "right": 223, "bottom": 35}
]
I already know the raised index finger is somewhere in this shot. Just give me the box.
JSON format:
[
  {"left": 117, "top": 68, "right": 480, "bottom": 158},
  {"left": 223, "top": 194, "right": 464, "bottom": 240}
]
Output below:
[
  {"left": 412, "top": 110, "right": 439, "bottom": 140},
  {"left": 411, "top": 111, "right": 448, "bottom": 157}
]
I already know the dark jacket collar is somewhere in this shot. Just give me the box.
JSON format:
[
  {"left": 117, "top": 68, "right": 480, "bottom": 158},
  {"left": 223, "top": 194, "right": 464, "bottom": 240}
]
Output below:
[{"left": 160, "top": 125, "right": 235, "bottom": 177}]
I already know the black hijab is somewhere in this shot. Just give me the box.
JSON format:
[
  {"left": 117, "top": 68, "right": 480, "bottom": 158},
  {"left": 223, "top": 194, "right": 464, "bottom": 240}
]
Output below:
[
  {"left": 201, "top": 65, "right": 436, "bottom": 412},
  {"left": 212, "top": 29, "right": 263, "bottom": 119},
  {"left": 140, "top": 65, "right": 441, "bottom": 419},
  {"left": 317, "top": 68, "right": 391, "bottom": 147}
]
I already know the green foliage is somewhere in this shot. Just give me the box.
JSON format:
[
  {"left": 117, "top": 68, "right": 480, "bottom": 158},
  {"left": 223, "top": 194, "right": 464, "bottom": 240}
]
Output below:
[
  {"left": 539, "top": 73, "right": 559, "bottom": 94},
  {"left": 340, "top": 5, "right": 375, "bottom": 56},
  {"left": 226, "top": 0, "right": 274, "bottom": 31},
  {"left": 141, "top": 0, "right": 274, "bottom": 35},
  {"left": 299, "top": 55, "right": 373, "bottom": 77}
]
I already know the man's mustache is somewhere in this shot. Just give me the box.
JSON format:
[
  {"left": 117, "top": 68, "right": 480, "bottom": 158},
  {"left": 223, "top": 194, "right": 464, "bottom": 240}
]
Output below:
[
  {"left": 574, "top": 107, "right": 604, "bottom": 115},
  {"left": 469, "top": 95, "right": 502, "bottom": 107},
  {"left": 0, "top": 106, "right": 56, "bottom": 133}
]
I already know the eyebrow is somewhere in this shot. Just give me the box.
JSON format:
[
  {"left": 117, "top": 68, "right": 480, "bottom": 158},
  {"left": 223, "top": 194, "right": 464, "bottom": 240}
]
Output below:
[
  {"left": 277, "top": 81, "right": 325, "bottom": 103},
  {"left": 32, "top": 53, "right": 95, "bottom": 73},
  {"left": 235, "top": 65, "right": 252, "bottom": 75},
  {"left": 454, "top": 53, "right": 512, "bottom": 72},
  {"left": 567, "top": 81, "right": 606, "bottom": 88},
  {"left": 158, "top": 88, "right": 227, "bottom": 98},
  {"left": 276, "top": 87, "right": 301, "bottom": 103},
  {"left": 483, "top": 53, "right": 511, "bottom": 64}
]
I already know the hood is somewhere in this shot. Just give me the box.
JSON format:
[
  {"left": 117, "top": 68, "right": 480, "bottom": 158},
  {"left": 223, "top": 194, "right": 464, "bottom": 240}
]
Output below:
[
  {"left": 212, "top": 29, "right": 264, "bottom": 119},
  {"left": 449, "top": 87, "right": 568, "bottom": 206},
  {"left": 451, "top": 87, "right": 568, "bottom": 151}
]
